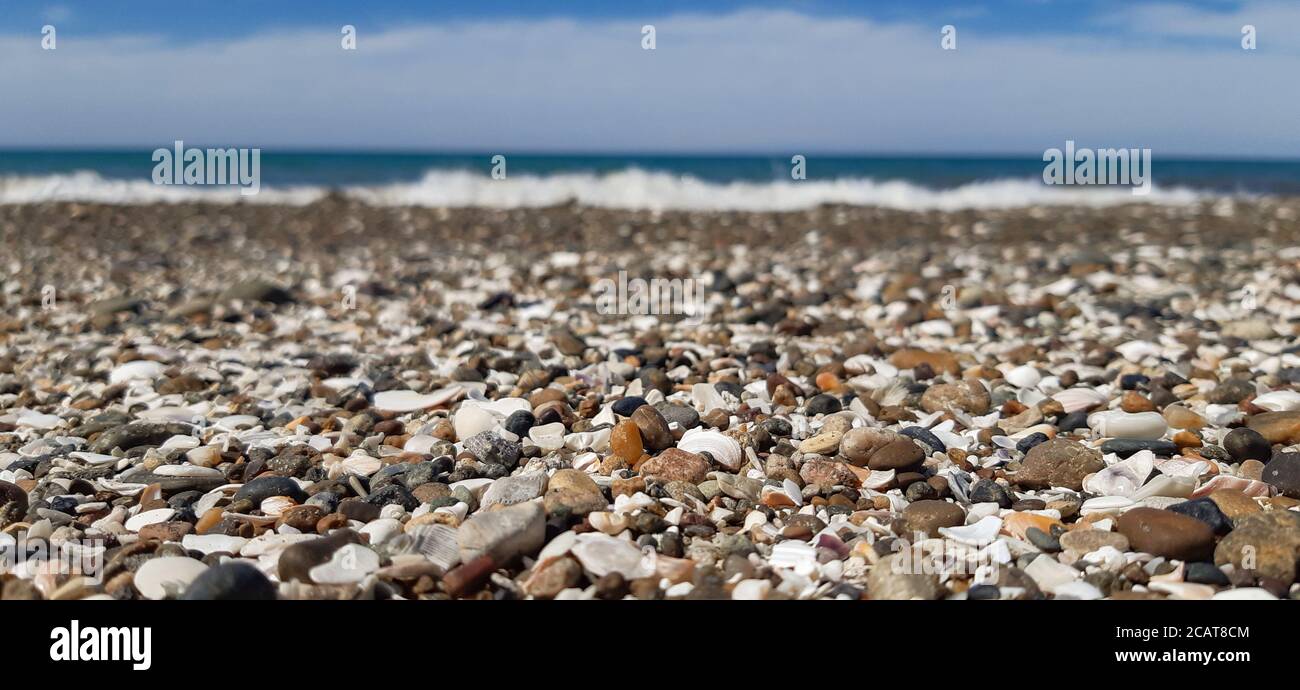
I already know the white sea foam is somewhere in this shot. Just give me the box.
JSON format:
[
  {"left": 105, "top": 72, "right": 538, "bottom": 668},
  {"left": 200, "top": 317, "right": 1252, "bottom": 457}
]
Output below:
[{"left": 0, "top": 168, "right": 1205, "bottom": 211}]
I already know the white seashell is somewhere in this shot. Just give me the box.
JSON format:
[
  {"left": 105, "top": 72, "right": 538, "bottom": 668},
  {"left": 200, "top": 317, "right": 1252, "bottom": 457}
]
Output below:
[
  {"left": 260, "top": 496, "right": 297, "bottom": 517},
  {"left": 691, "top": 382, "right": 728, "bottom": 412},
  {"left": 1052, "top": 388, "right": 1107, "bottom": 414},
  {"left": 528, "top": 422, "right": 566, "bottom": 451},
  {"left": 1089, "top": 411, "right": 1166, "bottom": 440},
  {"left": 467, "top": 397, "right": 530, "bottom": 418},
  {"left": 1204, "top": 404, "right": 1243, "bottom": 426},
  {"left": 676, "top": 428, "right": 743, "bottom": 470},
  {"left": 1132, "top": 475, "right": 1195, "bottom": 500},
  {"left": 1149, "top": 581, "right": 1215, "bottom": 600},
  {"left": 769, "top": 541, "right": 819, "bottom": 573},
  {"left": 340, "top": 454, "right": 382, "bottom": 477},
  {"left": 132, "top": 556, "right": 208, "bottom": 600},
  {"left": 453, "top": 405, "right": 497, "bottom": 441},
  {"left": 570, "top": 533, "right": 655, "bottom": 579},
  {"left": 939, "top": 516, "right": 1001, "bottom": 545},
  {"left": 1083, "top": 450, "right": 1154, "bottom": 497},
  {"left": 1153, "top": 457, "right": 1208, "bottom": 478},
  {"left": 1191, "top": 475, "right": 1273, "bottom": 499},
  {"left": 136, "top": 406, "right": 200, "bottom": 423},
  {"left": 1079, "top": 495, "right": 1135, "bottom": 515},
  {"left": 309, "top": 543, "right": 380, "bottom": 584},
  {"left": 153, "top": 464, "right": 223, "bottom": 478},
  {"left": 403, "top": 434, "right": 438, "bottom": 455},
  {"left": 373, "top": 388, "right": 456, "bottom": 413},
  {"left": 1253, "top": 390, "right": 1300, "bottom": 412},
  {"left": 863, "top": 469, "right": 896, "bottom": 490},
  {"left": 1115, "top": 340, "right": 1161, "bottom": 363},
  {"left": 732, "top": 579, "right": 772, "bottom": 600},
  {"left": 564, "top": 427, "right": 611, "bottom": 453},
  {"left": 125, "top": 508, "right": 175, "bottom": 532},
  {"left": 70, "top": 451, "right": 121, "bottom": 465},
  {"left": 783, "top": 478, "right": 804, "bottom": 505},
  {"left": 213, "top": 415, "right": 261, "bottom": 432},
  {"left": 1024, "top": 554, "right": 1080, "bottom": 593},
  {"left": 16, "top": 411, "right": 63, "bottom": 429},
  {"left": 161, "top": 435, "right": 200, "bottom": 450},
  {"left": 320, "top": 377, "right": 365, "bottom": 391},
  {"left": 588, "top": 511, "right": 631, "bottom": 535},
  {"left": 181, "top": 534, "right": 248, "bottom": 555},
  {"left": 360, "top": 518, "right": 404, "bottom": 545},
  {"left": 110, "top": 360, "right": 165, "bottom": 385}
]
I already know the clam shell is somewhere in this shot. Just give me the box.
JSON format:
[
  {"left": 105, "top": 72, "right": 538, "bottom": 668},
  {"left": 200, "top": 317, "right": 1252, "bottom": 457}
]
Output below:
[
  {"left": 676, "top": 428, "right": 743, "bottom": 470},
  {"left": 260, "top": 495, "right": 297, "bottom": 516},
  {"left": 528, "top": 422, "right": 566, "bottom": 451},
  {"left": 340, "top": 453, "right": 382, "bottom": 476},
  {"left": 125, "top": 507, "right": 175, "bottom": 532},
  {"left": 1083, "top": 450, "right": 1153, "bottom": 497},
  {"left": 1005, "top": 365, "right": 1042, "bottom": 389}
]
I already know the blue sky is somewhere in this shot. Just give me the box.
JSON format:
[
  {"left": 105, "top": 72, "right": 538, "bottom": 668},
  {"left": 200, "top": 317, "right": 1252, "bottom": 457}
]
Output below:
[{"left": 1, "top": 1, "right": 1297, "bottom": 155}]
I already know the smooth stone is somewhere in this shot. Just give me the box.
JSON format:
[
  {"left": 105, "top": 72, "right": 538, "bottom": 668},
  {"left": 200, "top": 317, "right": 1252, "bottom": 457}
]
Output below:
[
  {"left": 799, "top": 458, "right": 861, "bottom": 488},
  {"left": 865, "top": 438, "right": 925, "bottom": 472},
  {"left": 1014, "top": 438, "right": 1105, "bottom": 491},
  {"left": 1058, "top": 529, "right": 1129, "bottom": 554},
  {"left": 609, "top": 420, "right": 644, "bottom": 463},
  {"left": 133, "top": 556, "right": 209, "bottom": 600},
  {"left": 1206, "top": 489, "right": 1262, "bottom": 523},
  {"left": 968, "top": 480, "right": 1012, "bottom": 508},
  {"left": 89, "top": 422, "right": 194, "bottom": 454},
  {"left": 181, "top": 562, "right": 276, "bottom": 600},
  {"left": 654, "top": 402, "right": 700, "bottom": 430},
  {"left": 1261, "top": 452, "right": 1300, "bottom": 498},
  {"left": 1222, "top": 428, "right": 1271, "bottom": 463},
  {"left": 1099, "top": 439, "right": 1179, "bottom": 458},
  {"left": 867, "top": 554, "right": 943, "bottom": 600},
  {"left": 457, "top": 501, "right": 545, "bottom": 564},
  {"left": 503, "top": 410, "right": 536, "bottom": 438},
  {"left": 612, "top": 396, "right": 648, "bottom": 416},
  {"left": 920, "top": 380, "right": 990, "bottom": 414},
  {"left": 1213, "top": 511, "right": 1300, "bottom": 582},
  {"left": 900, "top": 426, "right": 946, "bottom": 454},
  {"left": 277, "top": 529, "right": 364, "bottom": 583},
  {"left": 631, "top": 406, "right": 674, "bottom": 451},
  {"left": 1167, "top": 498, "right": 1233, "bottom": 535},
  {"left": 480, "top": 472, "right": 548, "bottom": 509},
  {"left": 1246, "top": 411, "right": 1300, "bottom": 445},
  {"left": 898, "top": 500, "right": 965, "bottom": 539},
  {"left": 1116, "top": 507, "right": 1215, "bottom": 561},
  {"left": 639, "top": 448, "right": 710, "bottom": 484},
  {"left": 805, "top": 394, "right": 842, "bottom": 416},
  {"left": 1184, "top": 562, "right": 1231, "bottom": 586},
  {"left": 233, "top": 476, "right": 308, "bottom": 504}
]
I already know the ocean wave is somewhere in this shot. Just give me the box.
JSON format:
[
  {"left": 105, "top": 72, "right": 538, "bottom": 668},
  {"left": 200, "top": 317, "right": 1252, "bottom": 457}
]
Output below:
[{"left": 0, "top": 168, "right": 1205, "bottom": 210}]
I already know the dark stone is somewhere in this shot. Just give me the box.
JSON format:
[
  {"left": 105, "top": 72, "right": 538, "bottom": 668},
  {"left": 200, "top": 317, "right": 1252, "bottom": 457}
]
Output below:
[
  {"left": 89, "top": 422, "right": 194, "bottom": 454},
  {"left": 338, "top": 497, "right": 381, "bottom": 522},
  {"left": 1261, "top": 452, "right": 1300, "bottom": 498},
  {"left": 365, "top": 484, "right": 419, "bottom": 510},
  {"left": 654, "top": 402, "right": 700, "bottom": 430},
  {"left": 1057, "top": 411, "right": 1089, "bottom": 432},
  {"left": 1222, "top": 428, "right": 1271, "bottom": 463},
  {"left": 181, "top": 562, "right": 277, "bottom": 600},
  {"left": 503, "top": 410, "right": 536, "bottom": 437},
  {"left": 232, "top": 475, "right": 308, "bottom": 505},
  {"left": 969, "top": 479, "right": 1012, "bottom": 508},
  {"left": 1167, "top": 498, "right": 1233, "bottom": 535},
  {"left": 713, "top": 382, "right": 744, "bottom": 399},
  {"left": 1015, "top": 432, "right": 1049, "bottom": 455},
  {"left": 464, "top": 431, "right": 520, "bottom": 469},
  {"left": 276, "top": 530, "right": 363, "bottom": 583},
  {"left": 1099, "top": 439, "right": 1179, "bottom": 458},
  {"left": 1207, "top": 378, "right": 1255, "bottom": 404},
  {"left": 805, "top": 394, "right": 842, "bottom": 416},
  {"left": 967, "top": 584, "right": 1000, "bottom": 600},
  {"left": 1025, "top": 527, "right": 1061, "bottom": 552},
  {"left": 1119, "top": 374, "right": 1149, "bottom": 390},
  {"left": 900, "top": 426, "right": 946, "bottom": 454},
  {"left": 1184, "top": 562, "right": 1231, "bottom": 586},
  {"left": 612, "top": 396, "right": 648, "bottom": 416}
]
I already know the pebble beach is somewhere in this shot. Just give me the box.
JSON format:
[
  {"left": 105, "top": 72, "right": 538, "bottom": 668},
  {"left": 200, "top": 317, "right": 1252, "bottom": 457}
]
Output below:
[{"left": 3, "top": 196, "right": 1300, "bottom": 601}]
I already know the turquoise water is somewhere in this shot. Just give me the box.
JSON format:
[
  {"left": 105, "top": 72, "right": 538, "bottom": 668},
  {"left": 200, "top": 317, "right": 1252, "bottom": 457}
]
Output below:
[{"left": 3, "top": 150, "right": 1300, "bottom": 194}]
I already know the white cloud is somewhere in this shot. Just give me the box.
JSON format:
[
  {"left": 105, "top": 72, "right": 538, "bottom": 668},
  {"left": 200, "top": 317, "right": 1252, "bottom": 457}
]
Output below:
[{"left": 0, "top": 8, "right": 1294, "bottom": 155}]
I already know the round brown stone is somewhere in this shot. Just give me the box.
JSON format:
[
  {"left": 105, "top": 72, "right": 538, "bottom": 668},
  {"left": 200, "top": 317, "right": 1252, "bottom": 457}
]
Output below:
[
  {"left": 1013, "top": 438, "right": 1104, "bottom": 491},
  {"left": 1116, "top": 507, "right": 1215, "bottom": 561}
]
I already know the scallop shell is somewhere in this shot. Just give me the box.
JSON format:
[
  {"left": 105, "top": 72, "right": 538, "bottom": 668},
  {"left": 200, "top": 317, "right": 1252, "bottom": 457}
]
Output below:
[
  {"left": 1052, "top": 388, "right": 1108, "bottom": 414},
  {"left": 676, "top": 428, "right": 743, "bottom": 470}
]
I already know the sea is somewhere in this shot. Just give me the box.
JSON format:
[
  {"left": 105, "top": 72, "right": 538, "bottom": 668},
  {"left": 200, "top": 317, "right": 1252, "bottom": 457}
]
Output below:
[{"left": 2, "top": 150, "right": 1297, "bottom": 211}]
